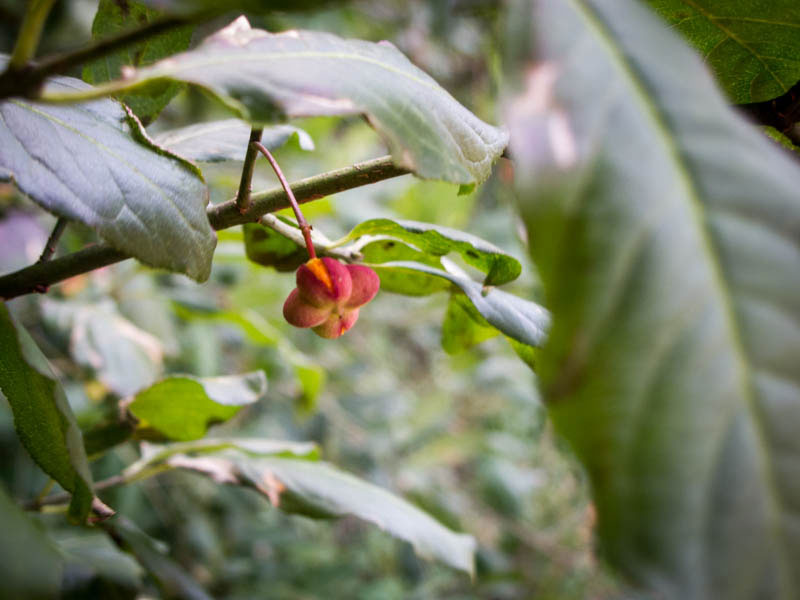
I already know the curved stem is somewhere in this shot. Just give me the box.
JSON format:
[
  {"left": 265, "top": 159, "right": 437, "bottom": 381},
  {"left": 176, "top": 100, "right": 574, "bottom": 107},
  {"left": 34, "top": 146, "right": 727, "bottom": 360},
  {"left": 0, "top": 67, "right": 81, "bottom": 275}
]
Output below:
[
  {"left": 251, "top": 141, "right": 316, "bottom": 259},
  {"left": 235, "top": 128, "right": 264, "bottom": 213},
  {"left": 9, "top": 0, "right": 56, "bottom": 68}
]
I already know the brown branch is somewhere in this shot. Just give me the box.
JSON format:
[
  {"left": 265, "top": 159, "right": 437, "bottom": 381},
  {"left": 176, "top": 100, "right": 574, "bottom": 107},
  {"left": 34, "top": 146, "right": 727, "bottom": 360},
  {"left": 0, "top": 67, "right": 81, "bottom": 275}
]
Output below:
[
  {"left": 234, "top": 128, "right": 264, "bottom": 213},
  {"left": 0, "top": 155, "right": 410, "bottom": 299}
]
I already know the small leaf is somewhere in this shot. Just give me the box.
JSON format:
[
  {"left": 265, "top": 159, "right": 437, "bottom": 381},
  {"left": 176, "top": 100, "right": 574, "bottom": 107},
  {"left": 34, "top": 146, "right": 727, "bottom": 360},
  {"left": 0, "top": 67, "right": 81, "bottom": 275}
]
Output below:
[
  {"left": 153, "top": 119, "right": 314, "bottom": 162},
  {"left": 128, "top": 371, "right": 267, "bottom": 441},
  {"left": 377, "top": 261, "right": 549, "bottom": 349},
  {"left": 0, "top": 485, "right": 63, "bottom": 598},
  {"left": 441, "top": 293, "right": 499, "bottom": 353},
  {"left": 243, "top": 221, "right": 308, "bottom": 272},
  {"left": 41, "top": 299, "right": 164, "bottom": 397},
  {"left": 0, "top": 303, "right": 93, "bottom": 521},
  {"left": 647, "top": 0, "right": 800, "bottom": 103},
  {"left": 169, "top": 452, "right": 476, "bottom": 574},
  {"left": 83, "top": 0, "right": 193, "bottom": 123},
  {"left": 346, "top": 218, "right": 522, "bottom": 285},
  {"left": 62, "top": 18, "right": 508, "bottom": 184},
  {"left": 0, "top": 59, "right": 216, "bottom": 281}
]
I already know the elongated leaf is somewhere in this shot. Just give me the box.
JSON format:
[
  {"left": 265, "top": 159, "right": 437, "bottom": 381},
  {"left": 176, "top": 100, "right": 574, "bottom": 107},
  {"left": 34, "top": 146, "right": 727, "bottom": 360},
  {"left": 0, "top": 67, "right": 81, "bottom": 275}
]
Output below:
[
  {"left": 509, "top": 0, "right": 800, "bottom": 597},
  {"left": 345, "top": 218, "right": 522, "bottom": 285},
  {"left": 60, "top": 17, "right": 507, "bottom": 184},
  {"left": 154, "top": 119, "right": 314, "bottom": 162},
  {"left": 0, "top": 486, "right": 63, "bottom": 599},
  {"left": 83, "top": 0, "right": 193, "bottom": 123},
  {"left": 128, "top": 371, "right": 267, "bottom": 441},
  {"left": 112, "top": 517, "right": 213, "bottom": 600},
  {"left": 647, "top": 0, "right": 800, "bottom": 103},
  {"left": 0, "top": 61, "right": 215, "bottom": 281},
  {"left": 168, "top": 452, "right": 476, "bottom": 574},
  {"left": 382, "top": 261, "right": 549, "bottom": 349},
  {"left": 0, "top": 304, "right": 93, "bottom": 521},
  {"left": 41, "top": 299, "right": 164, "bottom": 397}
]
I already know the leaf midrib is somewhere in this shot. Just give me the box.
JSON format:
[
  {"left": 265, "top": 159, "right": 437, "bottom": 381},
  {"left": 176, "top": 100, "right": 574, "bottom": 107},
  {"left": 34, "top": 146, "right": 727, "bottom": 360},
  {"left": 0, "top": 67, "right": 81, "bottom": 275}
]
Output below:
[{"left": 569, "top": 0, "right": 790, "bottom": 590}]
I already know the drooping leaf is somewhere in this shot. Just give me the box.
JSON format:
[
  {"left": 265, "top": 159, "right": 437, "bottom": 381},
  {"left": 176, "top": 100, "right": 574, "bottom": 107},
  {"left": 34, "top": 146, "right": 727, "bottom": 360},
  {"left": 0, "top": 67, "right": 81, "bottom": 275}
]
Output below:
[
  {"left": 647, "top": 0, "right": 800, "bottom": 103},
  {"left": 83, "top": 0, "right": 193, "bottom": 124},
  {"left": 243, "top": 221, "right": 308, "bottom": 272},
  {"left": 380, "top": 261, "right": 549, "bottom": 349},
  {"left": 51, "top": 17, "right": 508, "bottom": 184},
  {"left": 163, "top": 449, "right": 476, "bottom": 574},
  {"left": 41, "top": 299, "right": 164, "bottom": 397},
  {"left": 56, "top": 529, "right": 144, "bottom": 597},
  {"left": 345, "top": 218, "right": 522, "bottom": 285},
  {"left": 441, "top": 293, "right": 499, "bottom": 353},
  {"left": 111, "top": 517, "right": 213, "bottom": 600},
  {"left": 0, "top": 304, "right": 93, "bottom": 521},
  {"left": 509, "top": 0, "right": 800, "bottom": 597},
  {"left": 153, "top": 119, "right": 314, "bottom": 162},
  {"left": 0, "top": 485, "right": 63, "bottom": 599},
  {"left": 0, "top": 60, "right": 216, "bottom": 281},
  {"left": 128, "top": 371, "right": 267, "bottom": 441}
]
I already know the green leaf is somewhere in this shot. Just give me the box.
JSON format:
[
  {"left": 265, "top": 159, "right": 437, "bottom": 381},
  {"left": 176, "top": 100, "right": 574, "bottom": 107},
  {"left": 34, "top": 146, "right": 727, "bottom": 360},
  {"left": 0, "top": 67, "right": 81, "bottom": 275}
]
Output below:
[
  {"left": 0, "top": 64, "right": 216, "bottom": 281},
  {"left": 41, "top": 299, "right": 164, "bottom": 397},
  {"left": 346, "top": 218, "right": 522, "bottom": 285},
  {"left": 153, "top": 119, "right": 314, "bottom": 162},
  {"left": 0, "top": 303, "right": 93, "bottom": 521},
  {"left": 56, "top": 529, "right": 144, "bottom": 596},
  {"left": 140, "top": 0, "right": 343, "bottom": 15},
  {"left": 0, "top": 485, "right": 63, "bottom": 599},
  {"left": 83, "top": 0, "right": 193, "bottom": 124},
  {"left": 243, "top": 221, "right": 308, "bottom": 272},
  {"left": 165, "top": 451, "right": 476, "bottom": 575},
  {"left": 60, "top": 17, "right": 508, "bottom": 184},
  {"left": 128, "top": 371, "right": 267, "bottom": 441},
  {"left": 763, "top": 126, "right": 800, "bottom": 155},
  {"left": 509, "top": 0, "right": 800, "bottom": 596},
  {"left": 647, "top": 0, "right": 800, "bottom": 103},
  {"left": 382, "top": 261, "right": 549, "bottom": 349},
  {"left": 441, "top": 293, "right": 500, "bottom": 353}
]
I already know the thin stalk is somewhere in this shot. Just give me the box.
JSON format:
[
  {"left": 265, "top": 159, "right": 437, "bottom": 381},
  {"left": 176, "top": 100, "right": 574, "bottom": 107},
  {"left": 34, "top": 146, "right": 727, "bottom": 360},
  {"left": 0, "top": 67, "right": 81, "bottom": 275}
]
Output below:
[
  {"left": 9, "top": 0, "right": 56, "bottom": 68},
  {"left": 0, "top": 13, "right": 194, "bottom": 100},
  {"left": 252, "top": 141, "right": 316, "bottom": 259},
  {"left": 235, "top": 128, "right": 263, "bottom": 213},
  {"left": 0, "top": 155, "right": 410, "bottom": 299},
  {"left": 37, "top": 217, "right": 67, "bottom": 263}
]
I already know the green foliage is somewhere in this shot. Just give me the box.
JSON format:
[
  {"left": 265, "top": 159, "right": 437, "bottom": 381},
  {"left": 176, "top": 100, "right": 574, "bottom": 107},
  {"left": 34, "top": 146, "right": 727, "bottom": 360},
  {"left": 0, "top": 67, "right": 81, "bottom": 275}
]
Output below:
[
  {"left": 0, "top": 63, "right": 215, "bottom": 281},
  {"left": 345, "top": 218, "right": 522, "bottom": 285},
  {"left": 648, "top": 0, "right": 800, "bottom": 103},
  {"left": 0, "top": 303, "right": 93, "bottom": 521},
  {"left": 510, "top": 0, "right": 800, "bottom": 596},
  {"left": 128, "top": 371, "right": 267, "bottom": 441},
  {"left": 83, "top": 0, "right": 193, "bottom": 124}
]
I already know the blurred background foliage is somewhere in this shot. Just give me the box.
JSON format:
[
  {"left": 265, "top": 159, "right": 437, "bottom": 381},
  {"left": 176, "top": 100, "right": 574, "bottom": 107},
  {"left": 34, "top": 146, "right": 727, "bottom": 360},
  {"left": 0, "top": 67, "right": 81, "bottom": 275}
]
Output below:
[{"left": 0, "top": 1, "right": 622, "bottom": 598}]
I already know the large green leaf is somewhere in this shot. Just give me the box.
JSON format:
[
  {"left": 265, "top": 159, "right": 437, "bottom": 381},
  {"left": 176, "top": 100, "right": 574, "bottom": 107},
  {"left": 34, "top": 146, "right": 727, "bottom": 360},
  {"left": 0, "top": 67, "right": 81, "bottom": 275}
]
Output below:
[
  {"left": 128, "top": 371, "right": 267, "bottom": 441},
  {"left": 647, "top": 0, "right": 800, "bottom": 103},
  {"left": 161, "top": 448, "right": 476, "bottom": 574},
  {"left": 509, "top": 0, "right": 800, "bottom": 597},
  {"left": 47, "top": 17, "right": 508, "bottom": 184},
  {"left": 344, "top": 218, "right": 522, "bottom": 285},
  {"left": 153, "top": 119, "right": 314, "bottom": 162},
  {"left": 83, "top": 0, "right": 193, "bottom": 124},
  {"left": 0, "top": 303, "right": 93, "bottom": 521},
  {"left": 0, "top": 62, "right": 215, "bottom": 281},
  {"left": 0, "top": 486, "right": 63, "bottom": 599}
]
